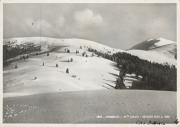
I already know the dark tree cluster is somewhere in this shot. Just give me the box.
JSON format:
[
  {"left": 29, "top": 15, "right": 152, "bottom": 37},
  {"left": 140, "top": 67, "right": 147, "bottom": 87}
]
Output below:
[
  {"left": 3, "top": 43, "right": 41, "bottom": 61},
  {"left": 113, "top": 52, "right": 176, "bottom": 91},
  {"left": 88, "top": 48, "right": 177, "bottom": 91},
  {"left": 88, "top": 48, "right": 112, "bottom": 60}
]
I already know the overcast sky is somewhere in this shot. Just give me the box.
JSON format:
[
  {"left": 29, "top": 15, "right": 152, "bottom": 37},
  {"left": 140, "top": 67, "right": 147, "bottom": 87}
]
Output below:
[{"left": 3, "top": 3, "right": 176, "bottom": 49}]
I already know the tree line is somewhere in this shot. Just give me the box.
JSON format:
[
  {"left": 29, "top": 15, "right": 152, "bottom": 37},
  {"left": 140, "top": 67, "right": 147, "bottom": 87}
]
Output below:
[
  {"left": 88, "top": 48, "right": 177, "bottom": 91},
  {"left": 3, "top": 43, "right": 41, "bottom": 61}
]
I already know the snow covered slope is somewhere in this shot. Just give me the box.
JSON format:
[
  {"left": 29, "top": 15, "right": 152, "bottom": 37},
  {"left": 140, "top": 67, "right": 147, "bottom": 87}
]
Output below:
[
  {"left": 3, "top": 36, "right": 177, "bottom": 98},
  {"left": 3, "top": 37, "right": 122, "bottom": 98},
  {"left": 128, "top": 37, "right": 177, "bottom": 65}
]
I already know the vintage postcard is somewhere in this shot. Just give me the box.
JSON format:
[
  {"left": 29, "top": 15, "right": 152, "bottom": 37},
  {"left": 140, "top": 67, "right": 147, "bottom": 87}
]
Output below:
[{"left": 0, "top": 0, "right": 179, "bottom": 126}]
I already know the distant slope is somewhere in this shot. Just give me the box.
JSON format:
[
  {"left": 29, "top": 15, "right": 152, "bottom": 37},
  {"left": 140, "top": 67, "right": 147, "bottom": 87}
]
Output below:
[
  {"left": 130, "top": 37, "right": 176, "bottom": 50},
  {"left": 128, "top": 37, "right": 177, "bottom": 65}
]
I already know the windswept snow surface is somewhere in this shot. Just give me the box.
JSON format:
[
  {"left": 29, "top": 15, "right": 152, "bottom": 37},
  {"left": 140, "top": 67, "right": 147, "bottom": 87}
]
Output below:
[
  {"left": 4, "top": 37, "right": 120, "bottom": 98},
  {"left": 3, "top": 90, "right": 176, "bottom": 123}
]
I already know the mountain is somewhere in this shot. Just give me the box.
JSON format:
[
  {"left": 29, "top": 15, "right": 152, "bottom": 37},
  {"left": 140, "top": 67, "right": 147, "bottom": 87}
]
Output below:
[
  {"left": 128, "top": 38, "right": 177, "bottom": 65},
  {"left": 130, "top": 37, "right": 176, "bottom": 50},
  {"left": 129, "top": 37, "right": 176, "bottom": 58}
]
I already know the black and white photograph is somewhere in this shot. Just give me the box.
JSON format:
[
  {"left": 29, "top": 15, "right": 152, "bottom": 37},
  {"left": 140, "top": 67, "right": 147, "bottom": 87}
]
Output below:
[{"left": 1, "top": 0, "right": 179, "bottom": 125}]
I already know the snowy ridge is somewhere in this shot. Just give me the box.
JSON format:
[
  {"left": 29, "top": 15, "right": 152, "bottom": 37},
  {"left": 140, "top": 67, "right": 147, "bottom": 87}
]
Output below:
[
  {"left": 4, "top": 37, "right": 176, "bottom": 65},
  {"left": 4, "top": 37, "right": 123, "bottom": 54}
]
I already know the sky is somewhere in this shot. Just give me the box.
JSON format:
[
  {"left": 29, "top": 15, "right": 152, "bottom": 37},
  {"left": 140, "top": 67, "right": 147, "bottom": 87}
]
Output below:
[{"left": 3, "top": 3, "right": 176, "bottom": 49}]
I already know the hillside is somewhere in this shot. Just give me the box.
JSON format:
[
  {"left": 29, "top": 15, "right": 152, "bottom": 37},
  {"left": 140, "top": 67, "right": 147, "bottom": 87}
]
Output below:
[
  {"left": 3, "top": 37, "right": 177, "bottom": 98},
  {"left": 3, "top": 37, "right": 122, "bottom": 98}
]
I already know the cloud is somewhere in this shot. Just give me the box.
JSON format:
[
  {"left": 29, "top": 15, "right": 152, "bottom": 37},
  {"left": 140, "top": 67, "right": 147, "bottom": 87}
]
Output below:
[
  {"left": 24, "top": 18, "right": 51, "bottom": 32},
  {"left": 74, "top": 9, "right": 103, "bottom": 28},
  {"left": 24, "top": 18, "right": 66, "bottom": 36},
  {"left": 55, "top": 16, "right": 65, "bottom": 28}
]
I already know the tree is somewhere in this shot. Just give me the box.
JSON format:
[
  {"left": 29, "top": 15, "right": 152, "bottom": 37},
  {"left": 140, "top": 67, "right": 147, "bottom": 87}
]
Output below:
[
  {"left": 66, "top": 68, "right": 69, "bottom": 73},
  {"left": 67, "top": 49, "right": 70, "bottom": 53},
  {"left": 82, "top": 52, "right": 86, "bottom": 57},
  {"left": 76, "top": 50, "right": 79, "bottom": 54},
  {"left": 115, "top": 77, "right": 126, "bottom": 89}
]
